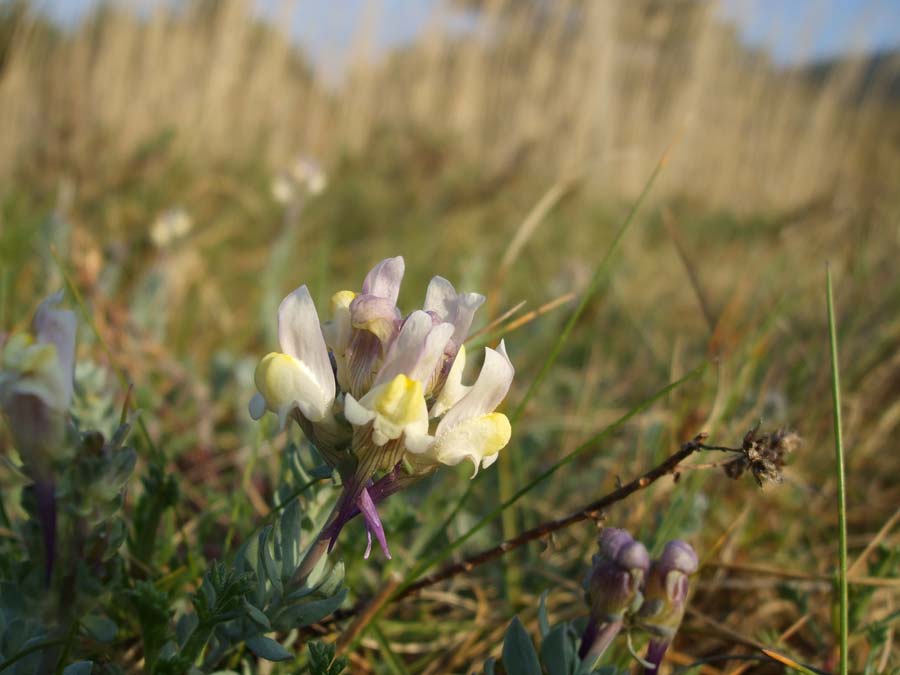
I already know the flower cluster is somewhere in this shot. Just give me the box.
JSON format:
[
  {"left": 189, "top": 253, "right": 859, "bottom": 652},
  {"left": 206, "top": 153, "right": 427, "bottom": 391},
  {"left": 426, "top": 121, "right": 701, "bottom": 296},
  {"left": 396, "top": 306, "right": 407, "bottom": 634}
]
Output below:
[
  {"left": 579, "top": 529, "right": 698, "bottom": 673},
  {"left": 249, "top": 257, "right": 514, "bottom": 559}
]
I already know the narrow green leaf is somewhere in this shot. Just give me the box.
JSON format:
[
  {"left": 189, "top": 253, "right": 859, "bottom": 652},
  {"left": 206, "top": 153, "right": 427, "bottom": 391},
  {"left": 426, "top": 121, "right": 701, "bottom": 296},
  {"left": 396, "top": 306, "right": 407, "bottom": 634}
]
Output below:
[
  {"left": 498, "top": 152, "right": 668, "bottom": 600},
  {"left": 826, "top": 265, "right": 848, "bottom": 675},
  {"left": 176, "top": 613, "right": 198, "bottom": 647},
  {"left": 81, "top": 615, "right": 117, "bottom": 643},
  {"left": 245, "top": 635, "right": 292, "bottom": 662},
  {"left": 371, "top": 622, "right": 410, "bottom": 675},
  {"left": 280, "top": 499, "right": 302, "bottom": 579},
  {"left": 259, "top": 527, "right": 282, "bottom": 596},
  {"left": 242, "top": 598, "right": 271, "bottom": 631},
  {"left": 315, "top": 560, "right": 345, "bottom": 597},
  {"left": 273, "top": 588, "right": 348, "bottom": 631},
  {"left": 538, "top": 591, "right": 551, "bottom": 638}
]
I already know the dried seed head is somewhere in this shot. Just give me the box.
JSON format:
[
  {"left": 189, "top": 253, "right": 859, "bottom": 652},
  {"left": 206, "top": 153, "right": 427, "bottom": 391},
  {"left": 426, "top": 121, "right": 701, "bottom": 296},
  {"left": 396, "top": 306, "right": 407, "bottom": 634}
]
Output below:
[{"left": 723, "top": 426, "right": 801, "bottom": 487}]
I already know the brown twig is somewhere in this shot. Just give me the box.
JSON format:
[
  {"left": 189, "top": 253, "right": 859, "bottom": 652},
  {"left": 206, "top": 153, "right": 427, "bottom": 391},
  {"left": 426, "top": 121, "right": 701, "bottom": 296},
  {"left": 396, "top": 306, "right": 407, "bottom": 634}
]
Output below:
[
  {"left": 313, "top": 433, "right": 708, "bottom": 629},
  {"left": 397, "top": 434, "right": 705, "bottom": 599}
]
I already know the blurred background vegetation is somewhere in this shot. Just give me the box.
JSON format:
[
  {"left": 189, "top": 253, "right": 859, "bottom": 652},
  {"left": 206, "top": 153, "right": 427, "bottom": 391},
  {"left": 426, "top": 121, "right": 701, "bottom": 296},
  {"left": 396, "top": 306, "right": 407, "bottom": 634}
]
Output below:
[{"left": 0, "top": 0, "right": 898, "bottom": 672}]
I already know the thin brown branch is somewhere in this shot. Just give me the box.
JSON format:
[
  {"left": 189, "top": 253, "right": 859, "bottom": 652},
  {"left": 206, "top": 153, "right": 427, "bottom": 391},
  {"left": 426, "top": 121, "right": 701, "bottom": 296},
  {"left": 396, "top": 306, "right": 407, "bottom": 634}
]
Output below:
[
  {"left": 397, "top": 435, "right": 703, "bottom": 598},
  {"left": 313, "top": 434, "right": 708, "bottom": 630}
]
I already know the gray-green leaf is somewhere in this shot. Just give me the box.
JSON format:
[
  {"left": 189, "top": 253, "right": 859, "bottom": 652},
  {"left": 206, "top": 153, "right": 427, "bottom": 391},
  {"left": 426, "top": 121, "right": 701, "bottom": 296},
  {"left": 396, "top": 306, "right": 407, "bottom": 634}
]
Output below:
[
  {"left": 242, "top": 598, "right": 271, "bottom": 630},
  {"left": 538, "top": 591, "right": 551, "bottom": 638},
  {"left": 62, "top": 662, "right": 93, "bottom": 675},
  {"left": 82, "top": 615, "right": 117, "bottom": 643},
  {"left": 273, "top": 588, "right": 347, "bottom": 631},
  {"left": 540, "top": 625, "right": 576, "bottom": 675},
  {"left": 502, "top": 617, "right": 542, "bottom": 675},
  {"left": 246, "top": 635, "right": 293, "bottom": 662}
]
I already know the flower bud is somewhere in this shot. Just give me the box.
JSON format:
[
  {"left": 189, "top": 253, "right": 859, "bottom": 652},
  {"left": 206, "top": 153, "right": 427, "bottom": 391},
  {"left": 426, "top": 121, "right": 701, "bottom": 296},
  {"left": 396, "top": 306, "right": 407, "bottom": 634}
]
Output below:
[
  {"left": 579, "top": 528, "right": 650, "bottom": 664},
  {"left": 0, "top": 294, "right": 76, "bottom": 471},
  {"left": 588, "top": 528, "right": 650, "bottom": 622},
  {"left": 638, "top": 539, "right": 699, "bottom": 674}
]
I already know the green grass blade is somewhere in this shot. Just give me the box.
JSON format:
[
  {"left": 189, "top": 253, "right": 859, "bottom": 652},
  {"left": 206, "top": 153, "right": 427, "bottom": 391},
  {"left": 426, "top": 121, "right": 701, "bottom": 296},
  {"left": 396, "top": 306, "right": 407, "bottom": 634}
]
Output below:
[
  {"left": 508, "top": 153, "right": 668, "bottom": 425},
  {"left": 371, "top": 622, "right": 411, "bottom": 675},
  {"left": 496, "top": 149, "right": 669, "bottom": 600},
  {"left": 826, "top": 264, "right": 848, "bottom": 675}
]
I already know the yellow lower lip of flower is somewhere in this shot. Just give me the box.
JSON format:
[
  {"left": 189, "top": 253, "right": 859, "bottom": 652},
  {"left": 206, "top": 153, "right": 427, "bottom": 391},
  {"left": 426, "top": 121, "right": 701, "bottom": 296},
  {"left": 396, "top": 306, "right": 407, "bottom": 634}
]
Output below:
[
  {"left": 255, "top": 352, "right": 302, "bottom": 407},
  {"left": 331, "top": 290, "right": 356, "bottom": 313},
  {"left": 475, "top": 412, "right": 511, "bottom": 455},
  {"left": 374, "top": 374, "right": 424, "bottom": 427},
  {"left": 3, "top": 333, "right": 58, "bottom": 374},
  {"left": 354, "top": 317, "right": 395, "bottom": 344}
]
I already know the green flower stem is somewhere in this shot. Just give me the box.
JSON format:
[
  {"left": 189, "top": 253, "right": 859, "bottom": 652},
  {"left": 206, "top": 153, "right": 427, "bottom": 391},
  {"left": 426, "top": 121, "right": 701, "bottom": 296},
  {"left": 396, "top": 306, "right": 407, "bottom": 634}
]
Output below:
[{"left": 293, "top": 534, "right": 332, "bottom": 585}]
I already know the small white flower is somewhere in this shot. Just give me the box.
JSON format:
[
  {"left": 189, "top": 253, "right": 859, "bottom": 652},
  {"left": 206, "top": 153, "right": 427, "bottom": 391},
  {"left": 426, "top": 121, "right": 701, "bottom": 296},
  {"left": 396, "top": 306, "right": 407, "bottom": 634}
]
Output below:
[
  {"left": 150, "top": 208, "right": 193, "bottom": 248},
  {"left": 271, "top": 155, "right": 328, "bottom": 204}
]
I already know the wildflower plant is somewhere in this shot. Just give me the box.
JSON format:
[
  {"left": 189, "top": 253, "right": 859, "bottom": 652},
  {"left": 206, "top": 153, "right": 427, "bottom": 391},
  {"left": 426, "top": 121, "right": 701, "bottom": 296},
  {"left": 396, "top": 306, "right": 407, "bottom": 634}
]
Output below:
[
  {"left": 0, "top": 293, "right": 137, "bottom": 673},
  {"left": 487, "top": 531, "right": 698, "bottom": 675},
  {"left": 0, "top": 294, "right": 348, "bottom": 674},
  {"left": 250, "top": 256, "right": 514, "bottom": 567}
]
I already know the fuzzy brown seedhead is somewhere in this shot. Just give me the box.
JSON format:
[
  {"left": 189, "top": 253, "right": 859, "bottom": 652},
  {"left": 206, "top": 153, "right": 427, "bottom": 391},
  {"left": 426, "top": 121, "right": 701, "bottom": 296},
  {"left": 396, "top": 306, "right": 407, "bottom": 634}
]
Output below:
[{"left": 722, "top": 426, "right": 801, "bottom": 486}]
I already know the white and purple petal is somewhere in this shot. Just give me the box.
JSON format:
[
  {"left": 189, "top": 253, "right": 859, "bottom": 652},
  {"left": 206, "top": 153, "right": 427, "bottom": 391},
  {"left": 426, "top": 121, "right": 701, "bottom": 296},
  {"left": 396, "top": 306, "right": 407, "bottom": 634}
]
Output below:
[
  {"left": 374, "top": 311, "right": 454, "bottom": 388},
  {"left": 277, "top": 285, "right": 335, "bottom": 403},
  {"left": 429, "top": 344, "right": 471, "bottom": 418},
  {"left": 424, "top": 276, "right": 485, "bottom": 347},
  {"left": 436, "top": 341, "right": 514, "bottom": 435},
  {"left": 32, "top": 292, "right": 76, "bottom": 409},
  {"left": 349, "top": 295, "right": 402, "bottom": 345},
  {"left": 361, "top": 256, "right": 405, "bottom": 304}
]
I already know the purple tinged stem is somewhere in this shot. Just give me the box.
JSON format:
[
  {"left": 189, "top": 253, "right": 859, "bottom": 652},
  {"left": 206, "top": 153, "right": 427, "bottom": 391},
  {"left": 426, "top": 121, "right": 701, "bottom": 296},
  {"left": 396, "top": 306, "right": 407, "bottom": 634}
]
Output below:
[
  {"left": 292, "top": 464, "right": 413, "bottom": 585},
  {"left": 643, "top": 639, "right": 670, "bottom": 675},
  {"left": 34, "top": 479, "right": 56, "bottom": 585},
  {"left": 578, "top": 616, "right": 599, "bottom": 660},
  {"left": 579, "top": 618, "right": 622, "bottom": 665}
]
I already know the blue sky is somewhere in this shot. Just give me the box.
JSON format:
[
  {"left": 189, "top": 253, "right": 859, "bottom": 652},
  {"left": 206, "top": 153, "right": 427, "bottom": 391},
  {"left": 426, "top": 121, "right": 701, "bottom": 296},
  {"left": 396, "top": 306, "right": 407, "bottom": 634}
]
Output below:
[
  {"left": 719, "top": 0, "right": 900, "bottom": 62},
  {"left": 43, "top": 0, "right": 900, "bottom": 76}
]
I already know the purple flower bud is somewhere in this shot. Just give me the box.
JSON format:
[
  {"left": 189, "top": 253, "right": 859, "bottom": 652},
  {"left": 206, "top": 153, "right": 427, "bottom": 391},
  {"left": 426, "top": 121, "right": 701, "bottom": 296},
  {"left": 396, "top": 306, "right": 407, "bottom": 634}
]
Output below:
[
  {"left": 598, "top": 527, "right": 635, "bottom": 560},
  {"left": 579, "top": 529, "right": 649, "bottom": 664},
  {"left": 638, "top": 540, "right": 699, "bottom": 673},
  {"left": 588, "top": 529, "right": 650, "bottom": 623}
]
